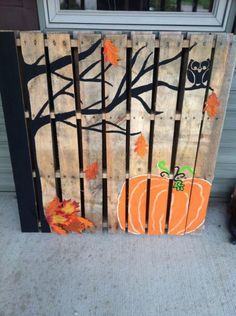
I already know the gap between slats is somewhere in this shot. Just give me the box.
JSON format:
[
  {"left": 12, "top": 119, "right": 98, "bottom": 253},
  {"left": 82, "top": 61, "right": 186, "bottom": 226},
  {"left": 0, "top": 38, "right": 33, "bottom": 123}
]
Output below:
[
  {"left": 145, "top": 39, "right": 160, "bottom": 234},
  {"left": 71, "top": 44, "right": 85, "bottom": 218}
]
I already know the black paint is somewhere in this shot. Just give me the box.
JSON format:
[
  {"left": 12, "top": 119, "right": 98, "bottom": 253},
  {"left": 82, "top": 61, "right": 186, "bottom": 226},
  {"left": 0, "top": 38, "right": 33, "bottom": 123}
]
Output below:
[{"left": 0, "top": 32, "right": 39, "bottom": 232}]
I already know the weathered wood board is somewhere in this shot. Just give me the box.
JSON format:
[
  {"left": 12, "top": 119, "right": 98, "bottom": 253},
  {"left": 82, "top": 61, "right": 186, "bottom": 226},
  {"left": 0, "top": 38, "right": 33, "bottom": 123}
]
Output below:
[
  {"left": 148, "top": 32, "right": 183, "bottom": 235},
  {"left": 104, "top": 34, "right": 128, "bottom": 232},
  {"left": 47, "top": 33, "right": 81, "bottom": 202},
  {"left": 127, "top": 33, "right": 155, "bottom": 234},
  {"left": 185, "top": 34, "right": 236, "bottom": 234},
  {"left": 20, "top": 32, "right": 56, "bottom": 213},
  {"left": 78, "top": 33, "right": 103, "bottom": 229},
  {"left": 168, "top": 34, "right": 214, "bottom": 235}
]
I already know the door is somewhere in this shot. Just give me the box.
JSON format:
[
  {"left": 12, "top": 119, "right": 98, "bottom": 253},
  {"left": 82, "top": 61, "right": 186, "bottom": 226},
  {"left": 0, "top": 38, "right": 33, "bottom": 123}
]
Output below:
[{"left": 0, "top": 0, "right": 39, "bottom": 30}]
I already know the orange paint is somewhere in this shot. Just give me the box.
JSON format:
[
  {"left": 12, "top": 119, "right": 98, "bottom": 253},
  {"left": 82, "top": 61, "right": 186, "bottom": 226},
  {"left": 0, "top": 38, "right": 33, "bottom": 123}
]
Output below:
[
  {"left": 117, "top": 176, "right": 211, "bottom": 235},
  {"left": 168, "top": 178, "right": 211, "bottom": 235},
  {"left": 103, "top": 39, "right": 119, "bottom": 65},
  {"left": 134, "top": 134, "right": 148, "bottom": 158},
  {"left": 204, "top": 92, "right": 220, "bottom": 118},
  {"left": 118, "top": 175, "right": 168, "bottom": 235}
]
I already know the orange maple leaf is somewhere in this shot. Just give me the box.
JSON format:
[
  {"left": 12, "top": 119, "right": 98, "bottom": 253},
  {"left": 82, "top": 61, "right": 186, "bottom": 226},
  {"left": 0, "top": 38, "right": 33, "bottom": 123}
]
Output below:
[
  {"left": 45, "top": 196, "right": 61, "bottom": 217},
  {"left": 45, "top": 196, "right": 94, "bottom": 235},
  {"left": 85, "top": 161, "right": 98, "bottom": 180},
  {"left": 46, "top": 213, "right": 69, "bottom": 227},
  {"left": 51, "top": 224, "right": 68, "bottom": 235},
  {"left": 65, "top": 214, "right": 95, "bottom": 234},
  {"left": 59, "top": 199, "right": 79, "bottom": 216},
  {"left": 134, "top": 134, "right": 148, "bottom": 158},
  {"left": 103, "top": 39, "right": 119, "bottom": 66},
  {"left": 204, "top": 92, "right": 220, "bottom": 118}
]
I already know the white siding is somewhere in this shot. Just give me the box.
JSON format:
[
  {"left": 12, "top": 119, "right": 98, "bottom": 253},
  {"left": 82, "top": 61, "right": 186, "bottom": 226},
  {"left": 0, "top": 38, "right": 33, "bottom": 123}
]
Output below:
[{"left": 211, "top": 68, "right": 236, "bottom": 198}]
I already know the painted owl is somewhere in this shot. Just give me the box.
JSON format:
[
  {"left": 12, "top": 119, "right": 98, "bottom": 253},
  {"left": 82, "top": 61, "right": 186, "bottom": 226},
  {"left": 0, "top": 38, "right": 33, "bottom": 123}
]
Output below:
[{"left": 187, "top": 59, "right": 211, "bottom": 87}]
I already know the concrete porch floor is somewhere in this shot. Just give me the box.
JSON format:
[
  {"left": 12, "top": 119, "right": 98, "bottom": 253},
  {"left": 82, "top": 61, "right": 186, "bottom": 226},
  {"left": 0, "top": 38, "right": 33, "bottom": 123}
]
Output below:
[{"left": 0, "top": 193, "right": 236, "bottom": 316}]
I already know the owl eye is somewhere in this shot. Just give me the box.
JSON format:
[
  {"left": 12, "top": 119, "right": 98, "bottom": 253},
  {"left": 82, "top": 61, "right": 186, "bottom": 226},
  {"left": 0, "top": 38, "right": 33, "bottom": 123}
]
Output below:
[
  {"left": 191, "top": 61, "right": 199, "bottom": 70},
  {"left": 201, "top": 60, "right": 210, "bottom": 69}
]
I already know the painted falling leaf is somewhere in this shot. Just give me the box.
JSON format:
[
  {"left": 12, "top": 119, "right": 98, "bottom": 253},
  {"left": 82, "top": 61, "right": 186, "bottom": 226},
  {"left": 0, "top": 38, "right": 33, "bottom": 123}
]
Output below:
[
  {"left": 204, "top": 92, "right": 220, "bottom": 118},
  {"left": 45, "top": 197, "right": 95, "bottom": 235},
  {"left": 85, "top": 161, "right": 98, "bottom": 180},
  {"left": 59, "top": 199, "right": 79, "bottom": 215},
  {"left": 103, "top": 39, "right": 119, "bottom": 66},
  {"left": 134, "top": 134, "right": 148, "bottom": 158}
]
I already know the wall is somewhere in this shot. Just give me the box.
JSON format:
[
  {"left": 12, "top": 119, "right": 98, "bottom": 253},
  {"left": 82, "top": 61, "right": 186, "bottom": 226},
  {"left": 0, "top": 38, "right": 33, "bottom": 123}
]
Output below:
[{"left": 0, "top": 95, "right": 14, "bottom": 191}]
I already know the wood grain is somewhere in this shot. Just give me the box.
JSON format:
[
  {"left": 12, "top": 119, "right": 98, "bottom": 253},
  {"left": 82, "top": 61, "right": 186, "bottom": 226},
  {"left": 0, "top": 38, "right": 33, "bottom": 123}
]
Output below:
[
  {"left": 104, "top": 34, "right": 128, "bottom": 232},
  {"left": 47, "top": 33, "right": 81, "bottom": 202},
  {"left": 128, "top": 33, "right": 155, "bottom": 233},
  {"left": 78, "top": 33, "right": 103, "bottom": 229},
  {"left": 149, "top": 32, "right": 183, "bottom": 235},
  {"left": 185, "top": 34, "right": 236, "bottom": 234},
  {"left": 20, "top": 32, "right": 56, "bottom": 210},
  {"left": 168, "top": 34, "right": 214, "bottom": 235}
]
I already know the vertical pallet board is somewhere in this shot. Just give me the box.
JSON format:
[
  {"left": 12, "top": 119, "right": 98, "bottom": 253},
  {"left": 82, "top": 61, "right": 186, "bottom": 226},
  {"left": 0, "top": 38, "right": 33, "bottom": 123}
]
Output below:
[
  {"left": 20, "top": 32, "right": 56, "bottom": 214},
  {"left": 186, "top": 34, "right": 236, "bottom": 233},
  {"left": 78, "top": 33, "right": 103, "bottom": 229},
  {"left": 47, "top": 33, "right": 81, "bottom": 202},
  {"left": 104, "top": 34, "right": 128, "bottom": 232},
  {"left": 148, "top": 33, "right": 183, "bottom": 235},
  {"left": 127, "top": 33, "right": 155, "bottom": 234},
  {"left": 0, "top": 32, "right": 39, "bottom": 232},
  {"left": 168, "top": 34, "right": 214, "bottom": 235}
]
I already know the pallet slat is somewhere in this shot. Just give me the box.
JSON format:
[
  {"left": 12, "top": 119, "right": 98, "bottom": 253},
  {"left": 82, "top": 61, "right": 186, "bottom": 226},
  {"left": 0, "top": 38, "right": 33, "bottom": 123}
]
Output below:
[
  {"left": 78, "top": 33, "right": 103, "bottom": 229},
  {"left": 148, "top": 32, "right": 183, "bottom": 235},
  {"left": 168, "top": 33, "right": 214, "bottom": 235},
  {"left": 104, "top": 34, "right": 128, "bottom": 232},
  {"left": 47, "top": 33, "right": 81, "bottom": 202},
  {"left": 20, "top": 32, "right": 56, "bottom": 221},
  {"left": 127, "top": 33, "right": 155, "bottom": 234}
]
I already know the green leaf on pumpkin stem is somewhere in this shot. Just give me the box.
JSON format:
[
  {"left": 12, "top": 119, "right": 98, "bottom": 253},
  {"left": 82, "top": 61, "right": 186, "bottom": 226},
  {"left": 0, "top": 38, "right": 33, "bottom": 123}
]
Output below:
[
  {"left": 178, "top": 165, "right": 193, "bottom": 175},
  {"left": 156, "top": 160, "right": 170, "bottom": 174},
  {"left": 174, "top": 180, "right": 185, "bottom": 191}
]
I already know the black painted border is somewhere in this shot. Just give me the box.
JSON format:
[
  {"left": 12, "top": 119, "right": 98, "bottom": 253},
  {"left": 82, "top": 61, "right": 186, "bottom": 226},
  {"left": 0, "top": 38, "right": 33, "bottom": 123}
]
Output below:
[{"left": 0, "top": 32, "right": 39, "bottom": 232}]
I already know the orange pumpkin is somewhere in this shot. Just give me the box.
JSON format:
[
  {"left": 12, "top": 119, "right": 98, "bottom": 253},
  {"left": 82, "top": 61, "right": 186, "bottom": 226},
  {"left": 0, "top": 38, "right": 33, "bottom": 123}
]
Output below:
[{"left": 117, "top": 175, "right": 211, "bottom": 235}]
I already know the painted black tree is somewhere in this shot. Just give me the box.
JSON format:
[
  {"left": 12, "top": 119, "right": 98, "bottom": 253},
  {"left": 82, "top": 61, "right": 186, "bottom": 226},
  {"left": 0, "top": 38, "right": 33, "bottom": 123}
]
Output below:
[{"left": 21, "top": 39, "right": 211, "bottom": 227}]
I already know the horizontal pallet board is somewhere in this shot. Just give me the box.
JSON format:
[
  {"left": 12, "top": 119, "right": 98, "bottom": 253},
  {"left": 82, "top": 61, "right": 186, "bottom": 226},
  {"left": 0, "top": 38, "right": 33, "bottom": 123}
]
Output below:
[
  {"left": 15, "top": 38, "right": 217, "bottom": 49},
  {"left": 0, "top": 31, "right": 235, "bottom": 234}
]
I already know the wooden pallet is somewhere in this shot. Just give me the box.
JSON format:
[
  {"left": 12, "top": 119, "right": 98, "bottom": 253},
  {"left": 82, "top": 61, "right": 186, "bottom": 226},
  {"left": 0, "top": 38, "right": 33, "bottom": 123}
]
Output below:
[{"left": 1, "top": 31, "right": 235, "bottom": 234}]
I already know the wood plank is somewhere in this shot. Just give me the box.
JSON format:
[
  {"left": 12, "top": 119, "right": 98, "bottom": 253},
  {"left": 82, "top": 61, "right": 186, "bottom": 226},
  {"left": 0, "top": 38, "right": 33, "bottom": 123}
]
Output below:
[
  {"left": 47, "top": 33, "right": 81, "bottom": 203},
  {"left": 128, "top": 33, "right": 155, "bottom": 234},
  {"left": 78, "top": 33, "right": 103, "bottom": 229},
  {"left": 20, "top": 32, "right": 56, "bottom": 214},
  {"left": 16, "top": 38, "right": 204, "bottom": 49},
  {"left": 185, "top": 34, "right": 236, "bottom": 234},
  {"left": 148, "top": 32, "right": 183, "bottom": 235},
  {"left": 168, "top": 33, "right": 214, "bottom": 235},
  {"left": 194, "top": 34, "right": 236, "bottom": 181},
  {"left": 104, "top": 34, "right": 128, "bottom": 232},
  {"left": 0, "top": 31, "right": 39, "bottom": 231}
]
